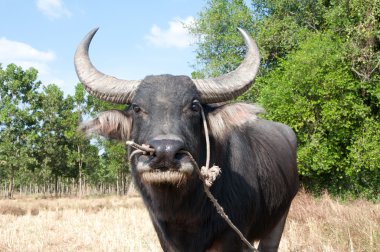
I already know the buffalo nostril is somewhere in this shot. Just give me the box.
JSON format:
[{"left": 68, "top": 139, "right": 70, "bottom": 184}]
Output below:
[{"left": 149, "top": 139, "right": 184, "bottom": 165}]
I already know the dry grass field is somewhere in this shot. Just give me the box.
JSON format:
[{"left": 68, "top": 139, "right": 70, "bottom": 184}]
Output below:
[{"left": 0, "top": 191, "right": 379, "bottom": 252}]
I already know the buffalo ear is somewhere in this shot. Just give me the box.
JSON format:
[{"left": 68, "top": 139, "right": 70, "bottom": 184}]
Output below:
[
  {"left": 79, "top": 110, "right": 132, "bottom": 141},
  {"left": 206, "top": 103, "right": 264, "bottom": 140}
]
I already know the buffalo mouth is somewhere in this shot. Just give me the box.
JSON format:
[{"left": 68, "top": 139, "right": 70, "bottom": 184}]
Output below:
[{"left": 134, "top": 153, "right": 195, "bottom": 185}]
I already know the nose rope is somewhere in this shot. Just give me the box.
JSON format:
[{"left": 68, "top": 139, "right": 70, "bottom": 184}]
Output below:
[
  {"left": 179, "top": 150, "right": 257, "bottom": 251},
  {"left": 126, "top": 102, "right": 256, "bottom": 251}
]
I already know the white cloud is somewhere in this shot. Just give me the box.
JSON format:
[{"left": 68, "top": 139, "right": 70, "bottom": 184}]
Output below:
[
  {"left": 0, "top": 38, "right": 55, "bottom": 70},
  {"left": 36, "top": 0, "right": 71, "bottom": 19},
  {"left": 146, "top": 16, "right": 195, "bottom": 48},
  {"left": 0, "top": 38, "right": 64, "bottom": 87}
]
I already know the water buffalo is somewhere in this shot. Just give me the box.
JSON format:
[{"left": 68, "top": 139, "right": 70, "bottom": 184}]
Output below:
[{"left": 75, "top": 28, "right": 299, "bottom": 251}]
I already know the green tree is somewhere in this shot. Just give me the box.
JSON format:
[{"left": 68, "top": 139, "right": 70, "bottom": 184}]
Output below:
[
  {"left": 190, "top": 0, "right": 380, "bottom": 198},
  {"left": 73, "top": 83, "right": 129, "bottom": 194},
  {"left": 67, "top": 85, "right": 88, "bottom": 194},
  {"left": 0, "top": 64, "right": 130, "bottom": 196},
  {"left": 249, "top": 0, "right": 380, "bottom": 114},
  {"left": 0, "top": 64, "right": 40, "bottom": 198},
  {"left": 101, "top": 139, "right": 129, "bottom": 194},
  {"left": 256, "top": 32, "right": 377, "bottom": 196},
  {"left": 35, "top": 84, "right": 75, "bottom": 195},
  {"left": 78, "top": 84, "right": 130, "bottom": 193},
  {"left": 189, "top": 0, "right": 255, "bottom": 78}
]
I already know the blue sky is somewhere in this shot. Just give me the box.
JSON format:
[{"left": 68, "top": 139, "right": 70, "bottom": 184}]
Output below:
[{"left": 0, "top": 0, "right": 207, "bottom": 95}]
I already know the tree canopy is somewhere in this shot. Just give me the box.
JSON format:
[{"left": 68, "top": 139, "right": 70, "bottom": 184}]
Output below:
[
  {"left": 190, "top": 0, "right": 380, "bottom": 199},
  {"left": 0, "top": 64, "right": 128, "bottom": 198}
]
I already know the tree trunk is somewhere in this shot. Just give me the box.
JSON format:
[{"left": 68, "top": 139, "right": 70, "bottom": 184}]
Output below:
[
  {"left": 54, "top": 175, "right": 59, "bottom": 197},
  {"left": 116, "top": 171, "right": 120, "bottom": 195},
  {"left": 7, "top": 167, "right": 14, "bottom": 199},
  {"left": 78, "top": 144, "right": 83, "bottom": 197}
]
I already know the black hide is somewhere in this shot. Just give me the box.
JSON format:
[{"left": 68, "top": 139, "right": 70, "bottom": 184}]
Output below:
[{"left": 123, "top": 75, "right": 299, "bottom": 251}]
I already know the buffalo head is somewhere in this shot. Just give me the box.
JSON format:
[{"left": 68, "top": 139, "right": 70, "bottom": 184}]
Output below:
[{"left": 76, "top": 28, "right": 260, "bottom": 186}]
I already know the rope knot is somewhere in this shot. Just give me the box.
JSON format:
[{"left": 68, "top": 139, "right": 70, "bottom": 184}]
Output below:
[{"left": 201, "top": 165, "right": 221, "bottom": 187}]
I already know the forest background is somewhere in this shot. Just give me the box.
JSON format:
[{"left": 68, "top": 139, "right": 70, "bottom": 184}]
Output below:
[{"left": 0, "top": 0, "right": 379, "bottom": 200}]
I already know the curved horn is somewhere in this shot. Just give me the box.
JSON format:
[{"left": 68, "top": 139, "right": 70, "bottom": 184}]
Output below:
[
  {"left": 74, "top": 28, "right": 140, "bottom": 104},
  {"left": 192, "top": 28, "right": 260, "bottom": 103}
]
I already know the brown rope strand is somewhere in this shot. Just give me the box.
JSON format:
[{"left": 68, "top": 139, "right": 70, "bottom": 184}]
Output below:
[{"left": 126, "top": 141, "right": 155, "bottom": 154}]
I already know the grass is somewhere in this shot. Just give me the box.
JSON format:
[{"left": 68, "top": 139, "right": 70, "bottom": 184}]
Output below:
[
  {"left": 282, "top": 191, "right": 379, "bottom": 251},
  {"left": 0, "top": 191, "right": 378, "bottom": 251}
]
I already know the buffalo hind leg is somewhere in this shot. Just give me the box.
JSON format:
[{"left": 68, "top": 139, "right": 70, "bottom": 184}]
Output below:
[{"left": 257, "top": 207, "right": 290, "bottom": 252}]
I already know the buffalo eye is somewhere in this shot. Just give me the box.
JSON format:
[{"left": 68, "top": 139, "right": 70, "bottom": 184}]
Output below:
[
  {"left": 132, "top": 104, "right": 141, "bottom": 113},
  {"left": 191, "top": 100, "right": 201, "bottom": 112}
]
